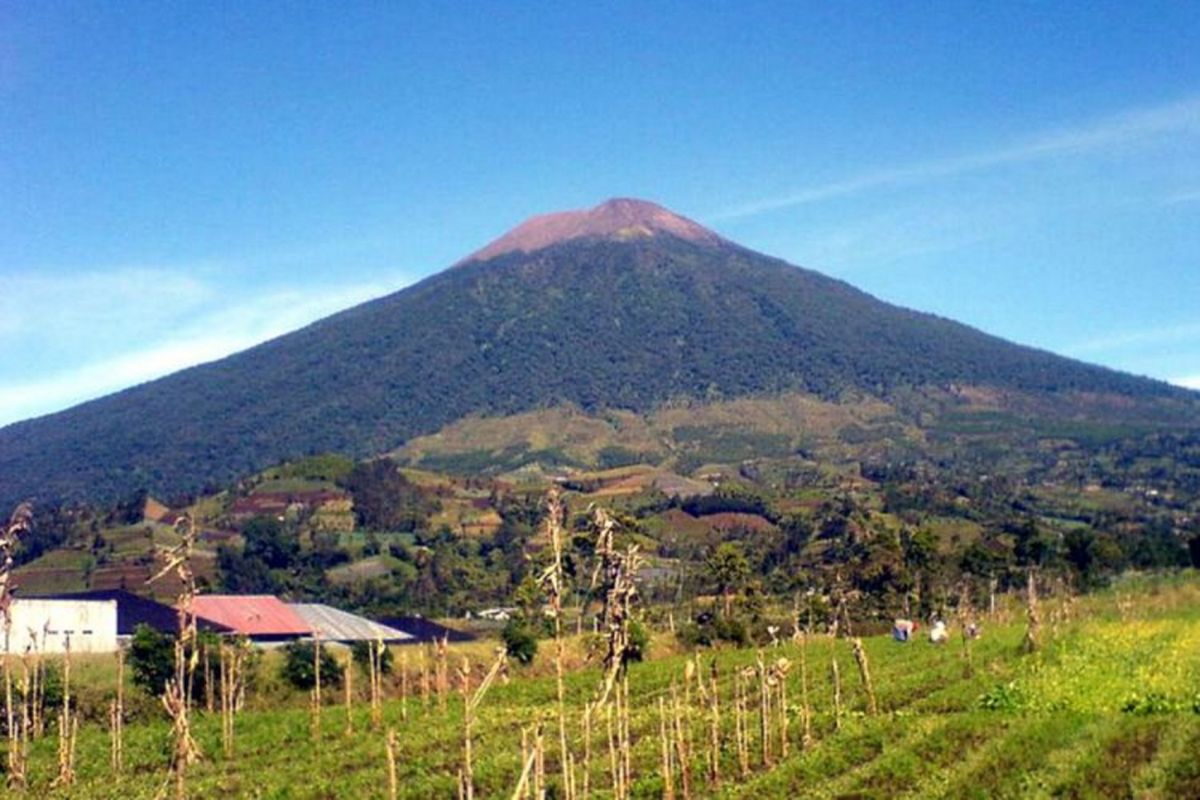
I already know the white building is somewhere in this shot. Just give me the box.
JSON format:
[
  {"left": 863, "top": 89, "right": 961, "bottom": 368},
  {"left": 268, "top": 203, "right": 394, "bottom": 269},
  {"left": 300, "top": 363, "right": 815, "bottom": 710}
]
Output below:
[{"left": 2, "top": 599, "right": 119, "bottom": 654}]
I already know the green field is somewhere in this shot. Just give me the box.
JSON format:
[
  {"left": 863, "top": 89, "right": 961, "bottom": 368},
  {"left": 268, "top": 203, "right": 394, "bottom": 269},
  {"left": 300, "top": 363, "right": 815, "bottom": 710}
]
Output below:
[{"left": 8, "top": 575, "right": 1200, "bottom": 798}]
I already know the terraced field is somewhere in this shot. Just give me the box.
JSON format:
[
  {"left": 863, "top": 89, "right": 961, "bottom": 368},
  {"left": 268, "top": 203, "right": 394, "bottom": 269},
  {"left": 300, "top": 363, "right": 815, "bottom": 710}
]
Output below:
[{"left": 11, "top": 575, "right": 1200, "bottom": 798}]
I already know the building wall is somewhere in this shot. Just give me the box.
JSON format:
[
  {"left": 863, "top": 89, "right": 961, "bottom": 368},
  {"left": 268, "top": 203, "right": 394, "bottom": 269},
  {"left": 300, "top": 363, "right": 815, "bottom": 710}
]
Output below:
[{"left": 3, "top": 599, "right": 119, "bottom": 654}]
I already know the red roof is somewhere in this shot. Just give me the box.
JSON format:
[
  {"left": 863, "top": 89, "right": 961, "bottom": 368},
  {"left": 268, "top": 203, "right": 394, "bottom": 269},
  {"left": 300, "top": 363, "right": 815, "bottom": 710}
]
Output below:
[{"left": 187, "top": 595, "right": 312, "bottom": 637}]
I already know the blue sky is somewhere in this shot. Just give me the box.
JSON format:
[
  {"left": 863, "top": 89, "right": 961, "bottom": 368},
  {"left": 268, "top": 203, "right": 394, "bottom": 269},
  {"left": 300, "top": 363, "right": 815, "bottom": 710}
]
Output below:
[{"left": 2, "top": 2, "right": 1198, "bottom": 426}]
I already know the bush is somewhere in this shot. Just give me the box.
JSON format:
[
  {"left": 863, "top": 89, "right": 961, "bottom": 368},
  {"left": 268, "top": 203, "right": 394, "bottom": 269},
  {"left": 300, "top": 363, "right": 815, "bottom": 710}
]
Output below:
[
  {"left": 501, "top": 618, "right": 539, "bottom": 665},
  {"left": 280, "top": 641, "right": 345, "bottom": 690},
  {"left": 128, "top": 624, "right": 176, "bottom": 695},
  {"left": 350, "top": 640, "right": 394, "bottom": 675},
  {"left": 624, "top": 619, "right": 649, "bottom": 664},
  {"left": 675, "top": 613, "right": 750, "bottom": 649}
]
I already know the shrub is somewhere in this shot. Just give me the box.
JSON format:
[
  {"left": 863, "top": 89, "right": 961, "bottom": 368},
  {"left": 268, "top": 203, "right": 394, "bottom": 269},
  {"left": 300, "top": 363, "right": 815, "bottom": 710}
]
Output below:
[
  {"left": 501, "top": 618, "right": 539, "bottom": 666},
  {"left": 624, "top": 619, "right": 649, "bottom": 664},
  {"left": 350, "top": 640, "right": 394, "bottom": 674},
  {"left": 280, "top": 641, "right": 345, "bottom": 690},
  {"left": 128, "top": 624, "right": 176, "bottom": 695}
]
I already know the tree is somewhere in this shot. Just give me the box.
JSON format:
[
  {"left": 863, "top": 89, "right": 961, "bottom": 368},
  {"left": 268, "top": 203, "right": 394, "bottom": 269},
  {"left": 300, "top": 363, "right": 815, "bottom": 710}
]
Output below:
[
  {"left": 706, "top": 542, "right": 750, "bottom": 616},
  {"left": 345, "top": 458, "right": 439, "bottom": 532}
]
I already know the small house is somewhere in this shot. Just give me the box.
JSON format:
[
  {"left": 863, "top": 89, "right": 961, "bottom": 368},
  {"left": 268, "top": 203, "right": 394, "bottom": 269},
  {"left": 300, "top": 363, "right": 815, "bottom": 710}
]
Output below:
[{"left": 2, "top": 598, "right": 118, "bottom": 654}]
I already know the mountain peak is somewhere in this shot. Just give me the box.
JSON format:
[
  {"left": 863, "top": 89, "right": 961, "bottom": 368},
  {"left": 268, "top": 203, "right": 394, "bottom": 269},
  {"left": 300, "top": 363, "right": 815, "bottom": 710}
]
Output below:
[{"left": 459, "top": 197, "right": 725, "bottom": 264}]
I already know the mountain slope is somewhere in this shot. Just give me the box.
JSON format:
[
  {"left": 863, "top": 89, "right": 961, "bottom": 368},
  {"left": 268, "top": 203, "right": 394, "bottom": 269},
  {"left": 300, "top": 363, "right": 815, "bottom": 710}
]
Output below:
[{"left": 1, "top": 199, "right": 1193, "bottom": 507}]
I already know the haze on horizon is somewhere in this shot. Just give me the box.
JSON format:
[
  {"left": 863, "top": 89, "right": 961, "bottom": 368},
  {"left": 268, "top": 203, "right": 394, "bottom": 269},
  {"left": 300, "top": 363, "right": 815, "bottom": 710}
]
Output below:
[{"left": 2, "top": 3, "right": 1199, "bottom": 427}]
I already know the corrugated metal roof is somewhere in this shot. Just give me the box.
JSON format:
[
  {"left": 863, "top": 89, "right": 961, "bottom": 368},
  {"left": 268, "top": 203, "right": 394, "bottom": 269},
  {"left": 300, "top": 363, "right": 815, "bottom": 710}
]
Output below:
[
  {"left": 289, "top": 603, "right": 413, "bottom": 643},
  {"left": 189, "top": 595, "right": 311, "bottom": 637}
]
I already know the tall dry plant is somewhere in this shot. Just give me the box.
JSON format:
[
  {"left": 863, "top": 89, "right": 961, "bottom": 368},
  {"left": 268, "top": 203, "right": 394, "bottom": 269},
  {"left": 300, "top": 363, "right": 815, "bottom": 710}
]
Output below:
[
  {"left": 958, "top": 580, "right": 975, "bottom": 678},
  {"left": 1022, "top": 568, "right": 1041, "bottom": 653},
  {"left": 310, "top": 631, "right": 323, "bottom": 743},
  {"left": 148, "top": 513, "right": 203, "bottom": 800},
  {"left": 793, "top": 611, "right": 813, "bottom": 749},
  {"left": 385, "top": 728, "right": 398, "bottom": 800},
  {"left": 343, "top": 651, "right": 354, "bottom": 737},
  {"left": 537, "top": 488, "right": 573, "bottom": 800},
  {"left": 459, "top": 648, "right": 508, "bottom": 800},
  {"left": 110, "top": 646, "right": 125, "bottom": 772},
  {"left": 2, "top": 502, "right": 31, "bottom": 789},
  {"left": 368, "top": 638, "right": 385, "bottom": 729},
  {"left": 51, "top": 636, "right": 77, "bottom": 788},
  {"left": 707, "top": 660, "right": 721, "bottom": 788},
  {"left": 851, "top": 638, "right": 877, "bottom": 716}
]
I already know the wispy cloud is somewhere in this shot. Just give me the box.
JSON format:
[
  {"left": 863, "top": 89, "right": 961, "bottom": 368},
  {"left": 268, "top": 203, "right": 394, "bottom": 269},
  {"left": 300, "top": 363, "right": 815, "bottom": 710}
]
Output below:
[
  {"left": 0, "top": 274, "right": 412, "bottom": 426},
  {"left": 1163, "top": 188, "right": 1200, "bottom": 205},
  {"left": 1064, "top": 321, "right": 1200, "bottom": 355},
  {"left": 711, "top": 95, "right": 1200, "bottom": 221},
  {"left": 1174, "top": 375, "right": 1200, "bottom": 390}
]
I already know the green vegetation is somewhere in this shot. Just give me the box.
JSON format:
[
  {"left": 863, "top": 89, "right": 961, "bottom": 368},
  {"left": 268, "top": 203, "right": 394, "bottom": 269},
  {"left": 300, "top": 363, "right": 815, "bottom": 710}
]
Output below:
[{"left": 7, "top": 576, "right": 1198, "bottom": 798}]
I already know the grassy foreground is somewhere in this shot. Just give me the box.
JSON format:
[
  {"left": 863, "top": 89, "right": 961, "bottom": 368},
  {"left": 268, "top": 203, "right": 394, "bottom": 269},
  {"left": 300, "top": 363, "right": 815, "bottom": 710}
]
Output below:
[{"left": 8, "top": 574, "right": 1200, "bottom": 799}]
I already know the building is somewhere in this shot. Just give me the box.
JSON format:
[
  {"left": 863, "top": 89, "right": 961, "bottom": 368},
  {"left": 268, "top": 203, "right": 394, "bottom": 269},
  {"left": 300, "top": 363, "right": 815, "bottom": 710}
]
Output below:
[
  {"left": 2, "top": 598, "right": 118, "bottom": 654},
  {"left": 187, "top": 595, "right": 311, "bottom": 643},
  {"left": 37, "top": 589, "right": 233, "bottom": 639},
  {"left": 289, "top": 603, "right": 413, "bottom": 644},
  {"left": 374, "top": 615, "right": 476, "bottom": 644}
]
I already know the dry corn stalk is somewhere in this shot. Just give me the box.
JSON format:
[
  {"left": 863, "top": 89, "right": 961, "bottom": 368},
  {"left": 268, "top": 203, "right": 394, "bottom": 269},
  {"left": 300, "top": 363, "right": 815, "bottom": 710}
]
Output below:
[
  {"left": 958, "top": 580, "right": 975, "bottom": 678},
  {"left": 708, "top": 659, "right": 721, "bottom": 787},
  {"left": 794, "top": 625, "right": 813, "bottom": 749},
  {"left": 51, "top": 635, "right": 78, "bottom": 787},
  {"left": 829, "top": 620, "right": 843, "bottom": 731},
  {"left": 2, "top": 503, "right": 31, "bottom": 788},
  {"left": 672, "top": 683, "right": 691, "bottom": 799},
  {"left": 435, "top": 634, "right": 449, "bottom": 710},
  {"left": 851, "top": 638, "right": 877, "bottom": 715},
  {"left": 369, "top": 638, "right": 385, "bottom": 729},
  {"left": 385, "top": 728, "right": 398, "bottom": 800},
  {"left": 511, "top": 723, "right": 541, "bottom": 800},
  {"left": 149, "top": 513, "right": 203, "bottom": 800},
  {"left": 460, "top": 648, "right": 509, "bottom": 800},
  {"left": 659, "top": 696, "right": 675, "bottom": 800},
  {"left": 111, "top": 646, "right": 125, "bottom": 772},
  {"left": 537, "top": 488, "right": 574, "bottom": 800},
  {"left": 344, "top": 651, "right": 354, "bottom": 736},
  {"left": 310, "top": 632, "right": 323, "bottom": 742},
  {"left": 1022, "top": 568, "right": 1040, "bottom": 653}
]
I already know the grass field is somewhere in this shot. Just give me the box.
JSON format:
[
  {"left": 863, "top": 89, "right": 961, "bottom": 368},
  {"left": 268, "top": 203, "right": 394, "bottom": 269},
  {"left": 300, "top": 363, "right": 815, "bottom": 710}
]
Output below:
[{"left": 7, "top": 574, "right": 1200, "bottom": 798}]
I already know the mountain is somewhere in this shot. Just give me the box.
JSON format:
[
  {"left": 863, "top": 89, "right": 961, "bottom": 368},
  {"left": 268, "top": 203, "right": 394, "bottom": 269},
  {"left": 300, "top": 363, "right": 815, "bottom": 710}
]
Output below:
[{"left": 1, "top": 198, "right": 1194, "bottom": 508}]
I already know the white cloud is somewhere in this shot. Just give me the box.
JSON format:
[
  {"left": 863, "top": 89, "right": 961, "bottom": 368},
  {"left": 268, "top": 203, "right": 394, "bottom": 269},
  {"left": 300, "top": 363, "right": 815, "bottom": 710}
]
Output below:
[
  {"left": 1163, "top": 189, "right": 1200, "bottom": 205},
  {"left": 1175, "top": 375, "right": 1200, "bottom": 390},
  {"left": 0, "top": 275, "right": 412, "bottom": 426},
  {"left": 711, "top": 95, "right": 1200, "bottom": 221},
  {"left": 1064, "top": 322, "right": 1200, "bottom": 355}
]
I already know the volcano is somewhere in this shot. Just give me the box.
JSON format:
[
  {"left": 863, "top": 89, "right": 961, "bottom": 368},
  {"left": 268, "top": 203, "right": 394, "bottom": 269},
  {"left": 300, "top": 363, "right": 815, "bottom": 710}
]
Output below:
[{"left": 0, "top": 198, "right": 1192, "bottom": 506}]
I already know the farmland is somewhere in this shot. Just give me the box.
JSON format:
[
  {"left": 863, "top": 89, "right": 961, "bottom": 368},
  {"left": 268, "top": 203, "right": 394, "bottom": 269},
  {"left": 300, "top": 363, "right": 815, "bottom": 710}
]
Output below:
[{"left": 7, "top": 574, "right": 1199, "bottom": 798}]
